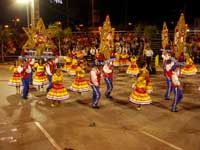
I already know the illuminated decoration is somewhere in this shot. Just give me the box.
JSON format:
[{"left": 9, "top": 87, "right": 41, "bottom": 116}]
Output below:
[
  {"left": 50, "top": 0, "right": 63, "bottom": 4},
  {"left": 99, "top": 15, "right": 115, "bottom": 59},
  {"left": 161, "top": 21, "right": 169, "bottom": 49},
  {"left": 173, "top": 13, "right": 188, "bottom": 58},
  {"left": 23, "top": 18, "right": 57, "bottom": 56}
]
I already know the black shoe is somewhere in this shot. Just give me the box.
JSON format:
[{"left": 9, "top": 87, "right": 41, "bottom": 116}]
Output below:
[
  {"left": 92, "top": 106, "right": 100, "bottom": 109},
  {"left": 107, "top": 96, "right": 113, "bottom": 99},
  {"left": 164, "top": 98, "right": 170, "bottom": 100},
  {"left": 171, "top": 109, "right": 178, "bottom": 112},
  {"left": 105, "top": 95, "right": 113, "bottom": 99},
  {"left": 22, "top": 96, "right": 28, "bottom": 99}
]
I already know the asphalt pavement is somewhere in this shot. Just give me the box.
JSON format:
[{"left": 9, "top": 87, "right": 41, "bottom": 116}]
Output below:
[{"left": 0, "top": 64, "right": 200, "bottom": 150}]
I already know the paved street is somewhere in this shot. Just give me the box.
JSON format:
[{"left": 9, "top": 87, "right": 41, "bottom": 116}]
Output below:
[{"left": 0, "top": 64, "right": 200, "bottom": 150}]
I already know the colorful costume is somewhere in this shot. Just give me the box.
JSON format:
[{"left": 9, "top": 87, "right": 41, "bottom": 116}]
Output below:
[
  {"left": 129, "top": 76, "right": 152, "bottom": 105},
  {"left": 47, "top": 72, "right": 69, "bottom": 101},
  {"left": 120, "top": 52, "right": 129, "bottom": 66},
  {"left": 126, "top": 56, "right": 139, "bottom": 76},
  {"left": 27, "top": 59, "right": 34, "bottom": 85},
  {"left": 18, "top": 62, "right": 31, "bottom": 99},
  {"left": 8, "top": 65, "right": 22, "bottom": 87},
  {"left": 89, "top": 66, "right": 101, "bottom": 108},
  {"left": 181, "top": 57, "right": 197, "bottom": 75},
  {"left": 103, "top": 61, "right": 113, "bottom": 98},
  {"left": 76, "top": 50, "right": 84, "bottom": 60},
  {"left": 68, "top": 58, "right": 78, "bottom": 76},
  {"left": 70, "top": 66, "right": 89, "bottom": 92},
  {"left": 113, "top": 52, "right": 121, "bottom": 67},
  {"left": 141, "top": 66, "right": 153, "bottom": 93},
  {"left": 96, "top": 52, "right": 105, "bottom": 66},
  {"left": 163, "top": 59, "right": 174, "bottom": 100},
  {"left": 33, "top": 62, "right": 48, "bottom": 86},
  {"left": 171, "top": 69, "right": 183, "bottom": 112},
  {"left": 46, "top": 59, "right": 56, "bottom": 92},
  {"left": 63, "top": 56, "right": 72, "bottom": 72}
]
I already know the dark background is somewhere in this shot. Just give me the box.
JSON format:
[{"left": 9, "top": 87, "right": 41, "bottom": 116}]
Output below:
[{"left": 0, "top": 0, "right": 199, "bottom": 29}]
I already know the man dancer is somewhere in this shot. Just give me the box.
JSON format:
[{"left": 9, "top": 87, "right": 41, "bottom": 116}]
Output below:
[
  {"left": 103, "top": 60, "right": 113, "bottom": 99},
  {"left": 171, "top": 66, "right": 183, "bottom": 112},
  {"left": 89, "top": 65, "right": 101, "bottom": 108},
  {"left": 162, "top": 50, "right": 174, "bottom": 100},
  {"left": 46, "top": 58, "right": 57, "bottom": 92},
  {"left": 18, "top": 59, "right": 31, "bottom": 99}
]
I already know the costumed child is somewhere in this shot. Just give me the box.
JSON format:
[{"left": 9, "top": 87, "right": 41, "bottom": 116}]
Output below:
[
  {"left": 8, "top": 59, "right": 22, "bottom": 94},
  {"left": 129, "top": 71, "right": 152, "bottom": 110},
  {"left": 126, "top": 55, "right": 139, "bottom": 76},
  {"left": 69, "top": 62, "right": 89, "bottom": 93},
  {"left": 47, "top": 68, "right": 70, "bottom": 107},
  {"left": 181, "top": 56, "right": 197, "bottom": 76},
  {"left": 33, "top": 59, "right": 48, "bottom": 90}
]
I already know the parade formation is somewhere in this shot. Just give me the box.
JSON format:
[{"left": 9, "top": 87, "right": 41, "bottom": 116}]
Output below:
[
  {"left": 6, "top": 13, "right": 199, "bottom": 113},
  {"left": 1, "top": 0, "right": 200, "bottom": 149}
]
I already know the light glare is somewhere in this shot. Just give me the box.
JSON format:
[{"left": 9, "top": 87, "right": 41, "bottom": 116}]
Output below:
[{"left": 16, "top": 0, "right": 30, "bottom": 4}]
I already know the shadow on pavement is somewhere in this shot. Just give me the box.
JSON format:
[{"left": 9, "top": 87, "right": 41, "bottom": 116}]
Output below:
[{"left": 181, "top": 101, "right": 200, "bottom": 111}]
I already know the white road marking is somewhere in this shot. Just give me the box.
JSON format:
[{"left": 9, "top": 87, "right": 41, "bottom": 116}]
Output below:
[
  {"left": 140, "top": 130, "right": 184, "bottom": 150},
  {"left": 34, "top": 121, "right": 62, "bottom": 150}
]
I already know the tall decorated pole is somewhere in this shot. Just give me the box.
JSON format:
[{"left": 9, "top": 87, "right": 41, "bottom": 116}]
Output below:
[
  {"left": 99, "top": 15, "right": 115, "bottom": 60},
  {"left": 161, "top": 21, "right": 169, "bottom": 49},
  {"left": 173, "top": 13, "right": 188, "bottom": 58}
]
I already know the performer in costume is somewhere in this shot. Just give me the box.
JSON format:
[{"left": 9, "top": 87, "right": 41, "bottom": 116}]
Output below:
[
  {"left": 181, "top": 56, "right": 197, "bottom": 75},
  {"left": 164, "top": 59, "right": 176, "bottom": 100},
  {"left": 18, "top": 59, "right": 31, "bottom": 99},
  {"left": 120, "top": 50, "right": 129, "bottom": 66},
  {"left": 69, "top": 63, "right": 89, "bottom": 93},
  {"left": 113, "top": 51, "right": 121, "bottom": 67},
  {"left": 126, "top": 55, "right": 139, "bottom": 76},
  {"left": 95, "top": 51, "right": 105, "bottom": 66},
  {"left": 33, "top": 59, "right": 48, "bottom": 90},
  {"left": 140, "top": 63, "right": 153, "bottom": 93},
  {"left": 46, "top": 58, "right": 57, "bottom": 92},
  {"left": 129, "top": 72, "right": 152, "bottom": 110},
  {"left": 68, "top": 56, "right": 78, "bottom": 76},
  {"left": 27, "top": 58, "right": 35, "bottom": 85},
  {"left": 103, "top": 60, "right": 113, "bottom": 99},
  {"left": 8, "top": 59, "right": 22, "bottom": 94},
  {"left": 89, "top": 65, "right": 101, "bottom": 108},
  {"left": 171, "top": 66, "right": 183, "bottom": 112},
  {"left": 47, "top": 68, "right": 70, "bottom": 107},
  {"left": 162, "top": 50, "right": 175, "bottom": 100},
  {"left": 110, "top": 50, "right": 115, "bottom": 62},
  {"left": 63, "top": 53, "right": 72, "bottom": 72}
]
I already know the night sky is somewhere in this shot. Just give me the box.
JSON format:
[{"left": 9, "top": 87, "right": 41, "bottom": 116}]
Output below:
[{"left": 0, "top": 0, "right": 199, "bottom": 29}]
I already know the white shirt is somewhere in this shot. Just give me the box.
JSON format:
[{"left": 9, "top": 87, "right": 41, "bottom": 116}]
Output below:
[
  {"left": 172, "top": 71, "right": 180, "bottom": 86},
  {"left": 103, "top": 64, "right": 112, "bottom": 74},
  {"left": 90, "top": 68, "right": 100, "bottom": 86}
]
